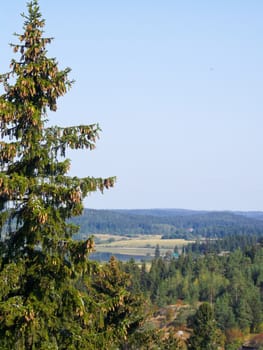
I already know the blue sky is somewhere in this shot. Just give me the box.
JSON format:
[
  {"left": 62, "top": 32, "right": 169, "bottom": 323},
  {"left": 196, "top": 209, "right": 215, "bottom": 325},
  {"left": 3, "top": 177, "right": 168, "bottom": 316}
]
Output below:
[{"left": 1, "top": 1, "right": 263, "bottom": 211}]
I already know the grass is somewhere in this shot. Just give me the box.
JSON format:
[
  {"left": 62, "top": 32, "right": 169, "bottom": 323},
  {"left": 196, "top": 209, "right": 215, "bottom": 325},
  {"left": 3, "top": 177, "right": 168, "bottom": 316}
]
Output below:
[{"left": 93, "top": 234, "right": 192, "bottom": 257}]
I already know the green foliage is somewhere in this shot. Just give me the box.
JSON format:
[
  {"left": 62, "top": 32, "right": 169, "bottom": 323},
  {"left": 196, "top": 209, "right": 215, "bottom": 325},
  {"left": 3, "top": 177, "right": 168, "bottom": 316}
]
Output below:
[
  {"left": 0, "top": 0, "right": 115, "bottom": 259},
  {"left": 188, "top": 302, "right": 225, "bottom": 350},
  {"left": 72, "top": 208, "right": 263, "bottom": 238},
  {"left": 154, "top": 244, "right": 161, "bottom": 258},
  {"left": 124, "top": 242, "right": 263, "bottom": 345},
  {"left": 0, "top": 2, "right": 157, "bottom": 349}
]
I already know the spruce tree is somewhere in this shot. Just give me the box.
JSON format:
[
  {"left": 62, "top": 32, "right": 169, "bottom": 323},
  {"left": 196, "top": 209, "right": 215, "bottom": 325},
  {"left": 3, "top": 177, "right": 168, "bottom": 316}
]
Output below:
[
  {"left": 188, "top": 302, "right": 224, "bottom": 350},
  {"left": 0, "top": 1, "right": 118, "bottom": 348}
]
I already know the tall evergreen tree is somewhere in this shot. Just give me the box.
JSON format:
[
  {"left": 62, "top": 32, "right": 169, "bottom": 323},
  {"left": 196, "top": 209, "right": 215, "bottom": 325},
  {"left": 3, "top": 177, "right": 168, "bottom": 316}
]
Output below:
[
  {"left": 188, "top": 302, "right": 224, "bottom": 350},
  {"left": 0, "top": 1, "right": 118, "bottom": 348}
]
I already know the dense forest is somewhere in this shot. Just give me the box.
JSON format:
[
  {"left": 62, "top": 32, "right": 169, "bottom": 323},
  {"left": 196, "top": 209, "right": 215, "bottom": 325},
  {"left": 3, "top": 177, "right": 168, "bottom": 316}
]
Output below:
[
  {"left": 72, "top": 208, "right": 263, "bottom": 239},
  {"left": 119, "top": 241, "right": 263, "bottom": 349}
]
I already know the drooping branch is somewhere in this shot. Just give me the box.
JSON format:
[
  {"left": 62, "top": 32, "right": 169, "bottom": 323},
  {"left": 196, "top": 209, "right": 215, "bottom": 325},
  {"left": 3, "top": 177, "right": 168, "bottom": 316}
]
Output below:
[{"left": 45, "top": 124, "right": 101, "bottom": 157}]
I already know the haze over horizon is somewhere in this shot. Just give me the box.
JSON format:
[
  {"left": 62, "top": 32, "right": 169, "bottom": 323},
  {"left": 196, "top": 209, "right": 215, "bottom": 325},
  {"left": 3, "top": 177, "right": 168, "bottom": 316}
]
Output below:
[
  {"left": 84, "top": 207, "right": 263, "bottom": 214},
  {"left": 1, "top": 1, "right": 263, "bottom": 212}
]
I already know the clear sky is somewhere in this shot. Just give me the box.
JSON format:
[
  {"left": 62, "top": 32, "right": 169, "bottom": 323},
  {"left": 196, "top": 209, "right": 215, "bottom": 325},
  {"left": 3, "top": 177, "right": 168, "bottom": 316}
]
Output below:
[{"left": 1, "top": 1, "right": 263, "bottom": 211}]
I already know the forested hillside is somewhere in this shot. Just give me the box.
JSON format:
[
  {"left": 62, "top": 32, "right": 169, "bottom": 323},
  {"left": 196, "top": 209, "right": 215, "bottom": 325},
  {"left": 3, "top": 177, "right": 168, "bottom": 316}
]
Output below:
[
  {"left": 121, "top": 241, "right": 263, "bottom": 349},
  {"left": 72, "top": 208, "right": 263, "bottom": 239}
]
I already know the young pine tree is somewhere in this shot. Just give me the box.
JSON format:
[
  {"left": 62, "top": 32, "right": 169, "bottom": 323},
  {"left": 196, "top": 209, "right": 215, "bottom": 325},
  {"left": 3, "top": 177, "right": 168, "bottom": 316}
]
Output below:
[{"left": 0, "top": 1, "right": 116, "bottom": 348}]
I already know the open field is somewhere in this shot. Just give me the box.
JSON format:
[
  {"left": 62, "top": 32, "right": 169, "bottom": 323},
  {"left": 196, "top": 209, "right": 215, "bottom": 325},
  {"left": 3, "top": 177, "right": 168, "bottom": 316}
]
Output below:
[{"left": 93, "top": 234, "right": 193, "bottom": 257}]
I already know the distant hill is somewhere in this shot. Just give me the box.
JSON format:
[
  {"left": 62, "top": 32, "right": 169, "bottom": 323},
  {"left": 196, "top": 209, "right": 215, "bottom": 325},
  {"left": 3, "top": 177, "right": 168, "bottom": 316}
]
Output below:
[
  {"left": 113, "top": 208, "right": 207, "bottom": 217},
  {"left": 72, "top": 208, "right": 263, "bottom": 239},
  {"left": 234, "top": 211, "right": 263, "bottom": 220}
]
